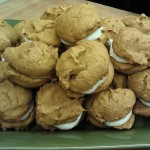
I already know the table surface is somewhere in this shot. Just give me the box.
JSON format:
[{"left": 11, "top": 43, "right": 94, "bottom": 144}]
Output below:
[{"left": 0, "top": 0, "right": 137, "bottom": 20}]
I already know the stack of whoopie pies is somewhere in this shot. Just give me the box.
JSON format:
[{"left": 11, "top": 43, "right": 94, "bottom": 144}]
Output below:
[{"left": 0, "top": 3, "right": 149, "bottom": 131}]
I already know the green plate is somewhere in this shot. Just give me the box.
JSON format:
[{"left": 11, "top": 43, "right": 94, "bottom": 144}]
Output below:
[{"left": 0, "top": 20, "right": 150, "bottom": 150}]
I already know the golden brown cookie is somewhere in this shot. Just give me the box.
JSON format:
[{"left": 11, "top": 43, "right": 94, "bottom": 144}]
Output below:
[
  {"left": 128, "top": 69, "right": 150, "bottom": 116},
  {"left": 85, "top": 88, "right": 136, "bottom": 129},
  {"left": 56, "top": 40, "right": 110, "bottom": 95},
  {"left": 100, "top": 17, "right": 125, "bottom": 44},
  {"left": 87, "top": 113, "right": 135, "bottom": 130},
  {"left": 56, "top": 3, "right": 102, "bottom": 44},
  {"left": 59, "top": 62, "right": 114, "bottom": 98},
  {"left": 110, "top": 27, "right": 150, "bottom": 74},
  {"left": 2, "top": 41, "right": 58, "bottom": 78},
  {"left": 36, "top": 82, "right": 84, "bottom": 130},
  {"left": 113, "top": 27, "right": 150, "bottom": 65},
  {"left": 122, "top": 13, "right": 150, "bottom": 34},
  {"left": 0, "top": 80, "right": 34, "bottom": 130},
  {"left": 15, "top": 20, "right": 60, "bottom": 46},
  {"left": 0, "top": 20, "right": 19, "bottom": 54},
  {"left": 40, "top": 5, "right": 75, "bottom": 20},
  {"left": 128, "top": 69, "right": 150, "bottom": 102}
]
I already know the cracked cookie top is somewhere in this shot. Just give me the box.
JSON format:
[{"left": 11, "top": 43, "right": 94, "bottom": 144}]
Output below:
[
  {"left": 40, "top": 5, "right": 75, "bottom": 20},
  {"left": 123, "top": 13, "right": 150, "bottom": 34},
  {"left": 15, "top": 20, "right": 60, "bottom": 46}
]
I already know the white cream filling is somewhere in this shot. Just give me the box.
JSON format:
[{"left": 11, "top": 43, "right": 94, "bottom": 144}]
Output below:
[
  {"left": 109, "top": 39, "right": 128, "bottom": 64},
  {"left": 22, "top": 35, "right": 32, "bottom": 43},
  {"left": 81, "top": 65, "right": 110, "bottom": 94},
  {"left": 1, "top": 58, "right": 5, "bottom": 61},
  {"left": 82, "top": 76, "right": 107, "bottom": 94},
  {"left": 139, "top": 98, "right": 150, "bottom": 107},
  {"left": 60, "top": 39, "right": 73, "bottom": 46},
  {"left": 84, "top": 27, "right": 103, "bottom": 40},
  {"left": 53, "top": 112, "right": 82, "bottom": 130},
  {"left": 20, "top": 102, "right": 34, "bottom": 121},
  {"left": 61, "top": 27, "right": 103, "bottom": 46},
  {"left": 1, "top": 56, "right": 5, "bottom": 61},
  {"left": 105, "top": 110, "right": 132, "bottom": 127}
]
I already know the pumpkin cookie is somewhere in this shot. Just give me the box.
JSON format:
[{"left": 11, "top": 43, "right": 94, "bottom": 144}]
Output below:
[
  {"left": 109, "top": 27, "right": 150, "bottom": 74},
  {"left": 86, "top": 88, "right": 136, "bottom": 130},
  {"left": 100, "top": 17, "right": 125, "bottom": 44},
  {"left": 36, "top": 82, "right": 84, "bottom": 130},
  {"left": 56, "top": 40, "right": 112, "bottom": 95},
  {"left": 0, "top": 80, "right": 34, "bottom": 130},
  {"left": 56, "top": 3, "right": 102, "bottom": 45},
  {"left": 123, "top": 13, "right": 150, "bottom": 34},
  {"left": 40, "top": 5, "right": 75, "bottom": 20},
  {"left": 128, "top": 69, "right": 150, "bottom": 117},
  {"left": 15, "top": 20, "right": 60, "bottom": 46},
  {"left": 2, "top": 41, "right": 58, "bottom": 78}
]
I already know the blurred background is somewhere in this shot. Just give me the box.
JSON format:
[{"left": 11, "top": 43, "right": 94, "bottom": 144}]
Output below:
[{"left": 90, "top": 0, "right": 150, "bottom": 16}]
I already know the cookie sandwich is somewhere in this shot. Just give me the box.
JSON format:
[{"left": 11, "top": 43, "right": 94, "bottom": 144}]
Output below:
[
  {"left": 109, "top": 27, "right": 150, "bottom": 74},
  {"left": 56, "top": 40, "right": 113, "bottom": 96},
  {"left": 56, "top": 3, "right": 102, "bottom": 46},
  {"left": 100, "top": 17, "right": 125, "bottom": 44},
  {"left": 0, "top": 80, "right": 34, "bottom": 130},
  {"left": 86, "top": 88, "right": 136, "bottom": 130},
  {"left": 36, "top": 82, "right": 84, "bottom": 130},
  {"left": 2, "top": 41, "right": 58, "bottom": 88},
  {"left": 128, "top": 69, "right": 150, "bottom": 117},
  {"left": 123, "top": 13, "right": 150, "bottom": 34}
]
